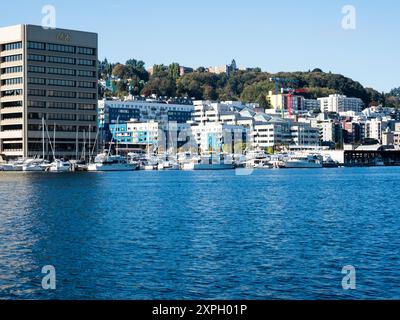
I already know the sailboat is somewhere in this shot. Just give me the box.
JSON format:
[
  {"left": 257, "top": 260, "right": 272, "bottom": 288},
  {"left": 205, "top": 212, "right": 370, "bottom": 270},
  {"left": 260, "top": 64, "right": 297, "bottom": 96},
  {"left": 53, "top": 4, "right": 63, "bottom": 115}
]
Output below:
[
  {"left": 48, "top": 124, "right": 71, "bottom": 172},
  {"left": 88, "top": 117, "right": 137, "bottom": 172},
  {"left": 23, "top": 118, "right": 50, "bottom": 172}
]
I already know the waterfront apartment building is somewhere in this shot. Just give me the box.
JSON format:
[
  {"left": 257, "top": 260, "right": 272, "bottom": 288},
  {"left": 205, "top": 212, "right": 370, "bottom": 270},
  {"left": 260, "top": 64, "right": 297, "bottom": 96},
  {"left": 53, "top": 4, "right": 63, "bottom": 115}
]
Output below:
[
  {"left": 99, "top": 98, "right": 193, "bottom": 146},
  {"left": 365, "top": 118, "right": 391, "bottom": 143},
  {"left": 0, "top": 24, "right": 98, "bottom": 159},
  {"left": 315, "top": 121, "right": 343, "bottom": 147},
  {"left": 110, "top": 120, "right": 249, "bottom": 155},
  {"left": 253, "top": 118, "right": 291, "bottom": 149},
  {"left": 342, "top": 120, "right": 366, "bottom": 144},
  {"left": 290, "top": 123, "right": 320, "bottom": 146},
  {"left": 318, "top": 94, "right": 364, "bottom": 113},
  {"left": 189, "top": 122, "right": 249, "bottom": 154}
]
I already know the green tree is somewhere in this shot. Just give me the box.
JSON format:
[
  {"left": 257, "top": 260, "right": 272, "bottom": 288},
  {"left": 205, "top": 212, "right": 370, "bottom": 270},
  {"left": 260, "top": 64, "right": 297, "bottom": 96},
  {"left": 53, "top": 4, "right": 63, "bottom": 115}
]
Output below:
[
  {"left": 168, "top": 63, "right": 181, "bottom": 80},
  {"left": 112, "top": 63, "right": 129, "bottom": 79}
]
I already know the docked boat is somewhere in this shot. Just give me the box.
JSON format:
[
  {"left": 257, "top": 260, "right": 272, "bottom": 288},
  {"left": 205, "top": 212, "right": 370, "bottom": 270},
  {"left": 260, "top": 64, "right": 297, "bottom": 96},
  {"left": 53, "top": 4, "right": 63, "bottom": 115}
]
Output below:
[
  {"left": 48, "top": 159, "right": 71, "bottom": 172},
  {"left": 22, "top": 159, "right": 50, "bottom": 172},
  {"left": 88, "top": 153, "right": 138, "bottom": 171},
  {"left": 158, "top": 160, "right": 180, "bottom": 170},
  {"left": 282, "top": 153, "right": 323, "bottom": 169},
  {"left": 0, "top": 159, "right": 24, "bottom": 171},
  {"left": 141, "top": 156, "right": 158, "bottom": 170},
  {"left": 322, "top": 155, "right": 340, "bottom": 168},
  {"left": 70, "top": 160, "right": 88, "bottom": 172},
  {"left": 253, "top": 158, "right": 274, "bottom": 169},
  {"left": 22, "top": 118, "right": 50, "bottom": 172},
  {"left": 188, "top": 153, "right": 235, "bottom": 171}
]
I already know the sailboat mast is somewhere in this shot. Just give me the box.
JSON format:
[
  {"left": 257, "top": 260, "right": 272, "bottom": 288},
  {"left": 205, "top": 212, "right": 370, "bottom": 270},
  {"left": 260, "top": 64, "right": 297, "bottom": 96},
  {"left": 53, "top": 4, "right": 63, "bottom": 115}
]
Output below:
[
  {"left": 83, "top": 130, "right": 86, "bottom": 161},
  {"left": 42, "top": 117, "right": 45, "bottom": 160},
  {"left": 116, "top": 116, "right": 119, "bottom": 156},
  {"left": 53, "top": 123, "right": 56, "bottom": 159},
  {"left": 75, "top": 128, "right": 78, "bottom": 160},
  {"left": 88, "top": 125, "right": 91, "bottom": 160}
]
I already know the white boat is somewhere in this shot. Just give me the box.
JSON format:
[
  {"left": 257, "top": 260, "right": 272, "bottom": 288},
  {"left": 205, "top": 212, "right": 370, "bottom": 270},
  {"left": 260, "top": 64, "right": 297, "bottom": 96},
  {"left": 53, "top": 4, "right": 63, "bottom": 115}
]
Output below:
[
  {"left": 48, "top": 159, "right": 71, "bottom": 172},
  {"left": 269, "top": 154, "right": 286, "bottom": 169},
  {"left": 282, "top": 153, "right": 323, "bottom": 169},
  {"left": 23, "top": 118, "right": 49, "bottom": 172},
  {"left": 22, "top": 159, "right": 50, "bottom": 172},
  {"left": 322, "top": 155, "right": 340, "bottom": 168},
  {"left": 180, "top": 154, "right": 200, "bottom": 171},
  {"left": 253, "top": 159, "right": 274, "bottom": 169},
  {"left": 88, "top": 153, "right": 138, "bottom": 171},
  {"left": 181, "top": 162, "right": 195, "bottom": 171},
  {"left": 192, "top": 153, "right": 235, "bottom": 171},
  {"left": 141, "top": 157, "right": 158, "bottom": 170},
  {"left": 159, "top": 160, "right": 180, "bottom": 170},
  {"left": 0, "top": 159, "right": 24, "bottom": 171},
  {"left": 144, "top": 164, "right": 157, "bottom": 171}
]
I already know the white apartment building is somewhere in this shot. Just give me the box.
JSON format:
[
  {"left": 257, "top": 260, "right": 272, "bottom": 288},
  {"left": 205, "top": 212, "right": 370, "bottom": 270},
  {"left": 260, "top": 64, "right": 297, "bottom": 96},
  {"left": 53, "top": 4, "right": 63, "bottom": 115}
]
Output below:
[
  {"left": 189, "top": 122, "right": 249, "bottom": 153},
  {"left": 319, "top": 122, "right": 336, "bottom": 142},
  {"left": 253, "top": 121, "right": 289, "bottom": 148},
  {"left": 192, "top": 100, "right": 247, "bottom": 124},
  {"left": 365, "top": 118, "right": 390, "bottom": 143},
  {"left": 318, "top": 94, "right": 364, "bottom": 113},
  {"left": 393, "top": 123, "right": 400, "bottom": 148},
  {"left": 290, "top": 123, "right": 320, "bottom": 146}
]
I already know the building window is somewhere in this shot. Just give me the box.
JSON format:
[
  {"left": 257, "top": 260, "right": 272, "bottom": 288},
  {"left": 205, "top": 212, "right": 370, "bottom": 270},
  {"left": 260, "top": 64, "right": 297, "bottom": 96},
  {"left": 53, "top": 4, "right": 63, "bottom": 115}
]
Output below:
[
  {"left": 47, "top": 56, "right": 76, "bottom": 65},
  {"left": 2, "top": 54, "right": 22, "bottom": 63},
  {"left": 48, "top": 102, "right": 76, "bottom": 109},
  {"left": 28, "top": 65, "right": 46, "bottom": 73},
  {"left": 48, "top": 90, "right": 76, "bottom": 98},
  {"left": 48, "top": 113, "right": 76, "bottom": 121},
  {"left": 2, "top": 101, "right": 23, "bottom": 108},
  {"left": 28, "top": 41, "right": 46, "bottom": 50},
  {"left": 47, "top": 79, "right": 76, "bottom": 87},
  {"left": 78, "top": 114, "right": 96, "bottom": 121},
  {"left": 78, "top": 103, "right": 96, "bottom": 110},
  {"left": 77, "top": 59, "right": 95, "bottom": 66},
  {"left": 1, "top": 78, "right": 22, "bottom": 86},
  {"left": 28, "top": 54, "right": 46, "bottom": 62},
  {"left": 47, "top": 43, "right": 75, "bottom": 53},
  {"left": 47, "top": 67, "right": 76, "bottom": 76},
  {"left": 1, "top": 89, "right": 23, "bottom": 97},
  {"left": 78, "top": 92, "right": 96, "bottom": 100},
  {"left": 3, "top": 42, "right": 22, "bottom": 51},
  {"left": 77, "top": 81, "right": 95, "bottom": 88},
  {"left": 1, "top": 66, "right": 23, "bottom": 74},
  {"left": 77, "top": 70, "right": 95, "bottom": 77},
  {"left": 28, "top": 101, "right": 46, "bottom": 108},
  {"left": 28, "top": 77, "right": 46, "bottom": 85},
  {"left": 28, "top": 112, "right": 44, "bottom": 119},
  {"left": 27, "top": 89, "right": 46, "bottom": 97},
  {"left": 76, "top": 47, "right": 95, "bottom": 55}
]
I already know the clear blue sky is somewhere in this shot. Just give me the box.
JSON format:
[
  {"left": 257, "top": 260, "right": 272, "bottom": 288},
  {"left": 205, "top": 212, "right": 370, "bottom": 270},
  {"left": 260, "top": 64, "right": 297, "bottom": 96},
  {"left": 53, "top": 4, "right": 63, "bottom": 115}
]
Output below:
[{"left": 1, "top": 0, "right": 399, "bottom": 92}]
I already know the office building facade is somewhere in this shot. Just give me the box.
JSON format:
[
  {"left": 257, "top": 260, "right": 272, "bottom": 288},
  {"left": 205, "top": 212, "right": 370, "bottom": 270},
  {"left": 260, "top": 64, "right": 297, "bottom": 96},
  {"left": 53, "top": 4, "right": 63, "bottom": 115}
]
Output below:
[{"left": 0, "top": 24, "right": 98, "bottom": 159}]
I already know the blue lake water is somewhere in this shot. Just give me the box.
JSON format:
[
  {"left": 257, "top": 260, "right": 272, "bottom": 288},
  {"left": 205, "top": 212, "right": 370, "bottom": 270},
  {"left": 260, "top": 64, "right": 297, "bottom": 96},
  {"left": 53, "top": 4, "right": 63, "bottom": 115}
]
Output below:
[{"left": 0, "top": 167, "right": 400, "bottom": 300}]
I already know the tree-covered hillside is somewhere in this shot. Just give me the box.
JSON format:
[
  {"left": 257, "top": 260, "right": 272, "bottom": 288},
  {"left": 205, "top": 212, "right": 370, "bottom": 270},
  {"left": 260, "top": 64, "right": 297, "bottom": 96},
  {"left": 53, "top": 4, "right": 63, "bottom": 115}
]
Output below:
[{"left": 99, "top": 59, "right": 392, "bottom": 108}]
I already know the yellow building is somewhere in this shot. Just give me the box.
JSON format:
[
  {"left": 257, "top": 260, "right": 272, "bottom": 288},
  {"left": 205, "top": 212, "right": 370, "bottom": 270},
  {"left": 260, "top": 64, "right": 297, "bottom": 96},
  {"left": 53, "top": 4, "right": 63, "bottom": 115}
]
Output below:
[{"left": 267, "top": 91, "right": 286, "bottom": 110}]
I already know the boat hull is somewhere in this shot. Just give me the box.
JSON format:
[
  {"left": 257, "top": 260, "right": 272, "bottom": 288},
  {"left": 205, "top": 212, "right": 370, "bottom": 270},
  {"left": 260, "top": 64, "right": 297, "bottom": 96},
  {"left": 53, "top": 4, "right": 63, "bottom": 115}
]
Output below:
[
  {"left": 282, "top": 162, "right": 323, "bottom": 169},
  {"left": 23, "top": 166, "right": 47, "bottom": 172},
  {"left": 87, "top": 163, "right": 137, "bottom": 171},
  {"left": 0, "top": 165, "right": 23, "bottom": 171},
  {"left": 49, "top": 166, "right": 70, "bottom": 172},
  {"left": 193, "top": 163, "right": 235, "bottom": 170}
]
